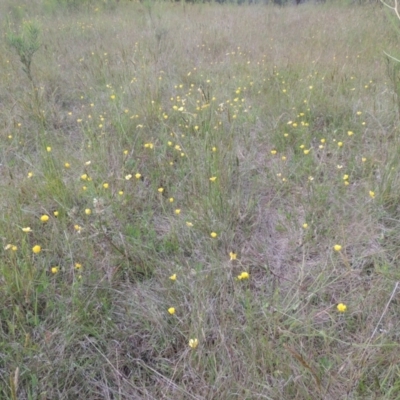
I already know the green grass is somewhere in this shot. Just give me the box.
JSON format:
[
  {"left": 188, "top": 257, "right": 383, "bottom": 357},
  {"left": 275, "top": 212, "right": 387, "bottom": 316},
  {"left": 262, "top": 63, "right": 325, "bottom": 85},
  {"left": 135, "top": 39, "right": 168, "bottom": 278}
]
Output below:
[{"left": 1, "top": 0, "right": 400, "bottom": 398}]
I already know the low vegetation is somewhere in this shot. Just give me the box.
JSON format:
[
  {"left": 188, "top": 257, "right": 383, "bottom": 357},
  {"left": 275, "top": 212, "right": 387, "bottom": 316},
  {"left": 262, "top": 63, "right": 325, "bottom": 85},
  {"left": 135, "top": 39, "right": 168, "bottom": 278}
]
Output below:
[{"left": 1, "top": 0, "right": 400, "bottom": 398}]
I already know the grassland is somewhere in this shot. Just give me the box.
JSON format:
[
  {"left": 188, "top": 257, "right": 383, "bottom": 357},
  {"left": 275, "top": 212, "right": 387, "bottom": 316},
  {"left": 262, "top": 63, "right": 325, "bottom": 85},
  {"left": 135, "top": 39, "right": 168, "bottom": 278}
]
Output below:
[{"left": 1, "top": 0, "right": 400, "bottom": 398}]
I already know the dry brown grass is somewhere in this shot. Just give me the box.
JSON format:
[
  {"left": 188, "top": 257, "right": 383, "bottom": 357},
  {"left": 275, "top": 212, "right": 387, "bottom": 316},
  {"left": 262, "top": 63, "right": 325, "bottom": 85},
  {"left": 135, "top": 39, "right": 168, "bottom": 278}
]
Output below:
[{"left": 1, "top": 0, "right": 400, "bottom": 398}]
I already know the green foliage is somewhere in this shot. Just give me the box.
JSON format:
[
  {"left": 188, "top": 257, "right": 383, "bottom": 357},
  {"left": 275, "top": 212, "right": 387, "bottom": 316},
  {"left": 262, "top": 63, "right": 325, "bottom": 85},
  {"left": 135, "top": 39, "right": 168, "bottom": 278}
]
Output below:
[
  {"left": 6, "top": 20, "right": 41, "bottom": 82},
  {"left": 0, "top": 1, "right": 399, "bottom": 399}
]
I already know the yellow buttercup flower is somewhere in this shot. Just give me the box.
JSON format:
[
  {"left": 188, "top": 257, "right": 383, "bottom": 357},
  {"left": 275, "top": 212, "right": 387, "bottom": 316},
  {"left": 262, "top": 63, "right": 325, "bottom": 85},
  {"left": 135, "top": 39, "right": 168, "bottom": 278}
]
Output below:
[
  {"left": 369, "top": 191, "right": 375, "bottom": 199},
  {"left": 168, "top": 307, "right": 175, "bottom": 315},
  {"left": 51, "top": 267, "right": 59, "bottom": 274},
  {"left": 40, "top": 215, "right": 49, "bottom": 223},
  {"left": 229, "top": 252, "right": 237, "bottom": 261},
  {"left": 238, "top": 272, "right": 250, "bottom": 280},
  {"left": 210, "top": 232, "right": 217, "bottom": 238},
  {"left": 169, "top": 273, "right": 177, "bottom": 281},
  {"left": 135, "top": 173, "right": 141, "bottom": 179},
  {"left": 125, "top": 174, "right": 132, "bottom": 180},
  {"left": 333, "top": 244, "right": 342, "bottom": 252},
  {"left": 158, "top": 188, "right": 164, "bottom": 193},
  {"left": 175, "top": 209, "right": 181, "bottom": 215},
  {"left": 189, "top": 338, "right": 199, "bottom": 349},
  {"left": 337, "top": 303, "right": 347, "bottom": 313},
  {"left": 209, "top": 177, "right": 217, "bottom": 182},
  {"left": 186, "top": 222, "right": 193, "bottom": 227},
  {"left": 74, "top": 224, "right": 82, "bottom": 232},
  {"left": 103, "top": 183, "right": 109, "bottom": 189},
  {"left": 270, "top": 150, "right": 277, "bottom": 155},
  {"left": 22, "top": 227, "right": 32, "bottom": 233},
  {"left": 75, "top": 263, "right": 82, "bottom": 270},
  {"left": 32, "top": 245, "right": 41, "bottom": 254},
  {"left": 85, "top": 208, "right": 92, "bottom": 215}
]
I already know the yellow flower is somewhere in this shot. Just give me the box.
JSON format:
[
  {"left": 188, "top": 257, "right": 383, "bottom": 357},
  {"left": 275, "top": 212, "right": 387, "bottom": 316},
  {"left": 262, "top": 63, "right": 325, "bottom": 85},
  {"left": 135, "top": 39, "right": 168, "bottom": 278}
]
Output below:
[
  {"left": 40, "top": 215, "right": 49, "bottom": 223},
  {"left": 11, "top": 245, "right": 18, "bottom": 251},
  {"left": 344, "top": 181, "right": 350, "bottom": 186},
  {"left": 169, "top": 197, "right": 174, "bottom": 203},
  {"left": 74, "top": 224, "right": 82, "bottom": 232},
  {"left": 281, "top": 156, "right": 287, "bottom": 161},
  {"left": 22, "top": 227, "right": 32, "bottom": 232},
  {"left": 118, "top": 190, "right": 124, "bottom": 196},
  {"left": 27, "top": 172, "right": 33, "bottom": 178},
  {"left": 144, "top": 143, "right": 154, "bottom": 149},
  {"left": 229, "top": 252, "right": 237, "bottom": 261},
  {"left": 175, "top": 209, "right": 181, "bottom": 215},
  {"left": 212, "top": 147, "right": 217, "bottom": 152},
  {"left": 82, "top": 186, "right": 87, "bottom": 191},
  {"left": 320, "top": 138, "right": 326, "bottom": 143},
  {"left": 85, "top": 208, "right": 92, "bottom": 215},
  {"left": 135, "top": 173, "right": 141, "bottom": 179},
  {"left": 302, "top": 223, "right": 308, "bottom": 229},
  {"left": 186, "top": 222, "right": 193, "bottom": 227},
  {"left": 369, "top": 191, "right": 375, "bottom": 199},
  {"left": 81, "top": 174, "right": 88, "bottom": 181},
  {"left": 53, "top": 211, "right": 59, "bottom": 217},
  {"left": 158, "top": 188, "right": 164, "bottom": 193},
  {"left": 189, "top": 338, "right": 199, "bottom": 349},
  {"left": 51, "top": 267, "right": 59, "bottom": 274},
  {"left": 46, "top": 146, "right": 52, "bottom": 152},
  {"left": 168, "top": 307, "right": 176, "bottom": 315},
  {"left": 209, "top": 177, "right": 217, "bottom": 182},
  {"left": 169, "top": 273, "right": 177, "bottom": 281},
  {"left": 64, "top": 162, "right": 70, "bottom": 168},
  {"left": 362, "top": 157, "right": 367, "bottom": 163},
  {"left": 343, "top": 175, "right": 349, "bottom": 181},
  {"left": 347, "top": 131, "right": 354, "bottom": 136},
  {"left": 238, "top": 272, "right": 250, "bottom": 280},
  {"left": 210, "top": 232, "right": 217, "bottom": 238},
  {"left": 338, "top": 142, "right": 343, "bottom": 147},
  {"left": 103, "top": 183, "right": 109, "bottom": 189},
  {"left": 75, "top": 263, "right": 82, "bottom": 270},
  {"left": 303, "top": 149, "right": 310, "bottom": 155},
  {"left": 337, "top": 303, "right": 347, "bottom": 313},
  {"left": 110, "top": 94, "right": 116, "bottom": 100},
  {"left": 300, "top": 144, "right": 305, "bottom": 149},
  {"left": 32, "top": 245, "right": 41, "bottom": 254},
  {"left": 125, "top": 174, "right": 132, "bottom": 180},
  {"left": 123, "top": 150, "right": 129, "bottom": 155},
  {"left": 271, "top": 150, "right": 277, "bottom": 155},
  {"left": 333, "top": 244, "right": 342, "bottom": 252}
]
